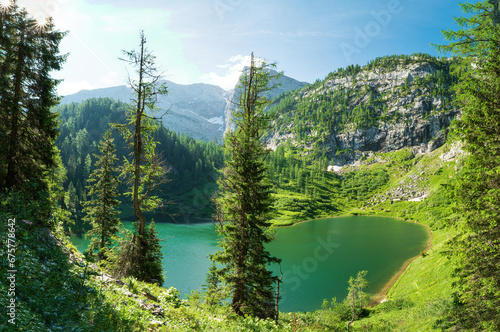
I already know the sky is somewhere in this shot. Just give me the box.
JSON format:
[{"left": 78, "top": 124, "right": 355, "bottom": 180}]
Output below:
[{"left": 12, "top": 0, "right": 463, "bottom": 96}]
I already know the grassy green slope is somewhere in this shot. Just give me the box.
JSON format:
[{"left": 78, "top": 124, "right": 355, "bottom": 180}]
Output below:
[
  {"left": 264, "top": 139, "right": 461, "bottom": 331},
  {"left": 340, "top": 143, "right": 460, "bottom": 331}
]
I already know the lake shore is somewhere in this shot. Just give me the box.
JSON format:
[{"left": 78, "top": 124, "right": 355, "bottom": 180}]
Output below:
[
  {"left": 369, "top": 223, "right": 433, "bottom": 306},
  {"left": 273, "top": 213, "right": 434, "bottom": 310}
]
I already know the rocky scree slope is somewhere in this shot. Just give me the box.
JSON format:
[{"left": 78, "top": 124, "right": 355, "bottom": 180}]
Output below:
[{"left": 264, "top": 54, "right": 460, "bottom": 166}]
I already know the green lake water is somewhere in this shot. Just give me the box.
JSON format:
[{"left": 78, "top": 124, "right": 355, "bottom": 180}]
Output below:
[{"left": 70, "top": 216, "right": 429, "bottom": 312}]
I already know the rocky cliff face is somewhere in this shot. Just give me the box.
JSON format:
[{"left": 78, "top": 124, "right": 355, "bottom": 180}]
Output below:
[{"left": 264, "top": 55, "right": 460, "bottom": 165}]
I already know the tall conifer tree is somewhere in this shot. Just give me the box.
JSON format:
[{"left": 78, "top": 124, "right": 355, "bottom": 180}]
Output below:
[
  {"left": 83, "top": 129, "right": 121, "bottom": 261},
  {"left": 0, "top": 0, "right": 66, "bottom": 190},
  {"left": 113, "top": 31, "right": 167, "bottom": 283},
  {"left": 211, "top": 54, "right": 281, "bottom": 319},
  {"left": 437, "top": 1, "right": 500, "bottom": 330}
]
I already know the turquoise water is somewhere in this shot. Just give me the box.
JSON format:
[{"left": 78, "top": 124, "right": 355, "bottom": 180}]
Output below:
[{"left": 70, "top": 216, "right": 429, "bottom": 312}]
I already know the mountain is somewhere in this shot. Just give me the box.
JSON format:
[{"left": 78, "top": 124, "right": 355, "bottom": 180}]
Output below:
[
  {"left": 61, "top": 73, "right": 308, "bottom": 142},
  {"left": 223, "top": 68, "right": 309, "bottom": 134},
  {"left": 61, "top": 81, "right": 229, "bottom": 142},
  {"left": 264, "top": 53, "right": 460, "bottom": 166}
]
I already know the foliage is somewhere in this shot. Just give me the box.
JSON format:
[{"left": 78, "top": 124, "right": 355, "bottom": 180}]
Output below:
[
  {"left": 141, "top": 220, "right": 165, "bottom": 285},
  {"left": 0, "top": 0, "right": 66, "bottom": 191},
  {"left": 0, "top": 190, "right": 140, "bottom": 331},
  {"left": 107, "top": 220, "right": 164, "bottom": 285},
  {"left": 158, "top": 286, "right": 184, "bottom": 308},
  {"left": 203, "top": 260, "right": 224, "bottom": 307},
  {"left": 212, "top": 54, "right": 282, "bottom": 319},
  {"left": 82, "top": 129, "right": 122, "bottom": 261},
  {"left": 346, "top": 271, "right": 369, "bottom": 326},
  {"left": 54, "top": 97, "right": 224, "bottom": 231},
  {"left": 0, "top": 179, "right": 53, "bottom": 228},
  {"left": 436, "top": 1, "right": 500, "bottom": 330}
]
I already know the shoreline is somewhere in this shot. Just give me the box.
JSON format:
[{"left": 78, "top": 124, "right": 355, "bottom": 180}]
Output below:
[
  {"left": 370, "top": 221, "right": 433, "bottom": 306},
  {"left": 273, "top": 213, "right": 434, "bottom": 309}
]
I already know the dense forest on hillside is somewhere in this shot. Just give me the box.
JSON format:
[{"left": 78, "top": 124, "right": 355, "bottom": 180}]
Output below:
[{"left": 54, "top": 98, "right": 224, "bottom": 232}]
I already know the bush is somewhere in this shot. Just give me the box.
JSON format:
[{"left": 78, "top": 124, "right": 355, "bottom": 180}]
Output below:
[{"left": 0, "top": 179, "right": 54, "bottom": 229}]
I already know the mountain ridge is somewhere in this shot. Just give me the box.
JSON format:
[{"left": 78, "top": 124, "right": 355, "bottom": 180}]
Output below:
[
  {"left": 263, "top": 53, "right": 460, "bottom": 166},
  {"left": 61, "top": 73, "right": 308, "bottom": 142}
]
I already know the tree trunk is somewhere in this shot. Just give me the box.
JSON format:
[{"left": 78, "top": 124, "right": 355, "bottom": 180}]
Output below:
[{"left": 133, "top": 33, "right": 147, "bottom": 241}]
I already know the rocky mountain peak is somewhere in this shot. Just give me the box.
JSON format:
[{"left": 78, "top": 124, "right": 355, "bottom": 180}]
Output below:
[{"left": 264, "top": 54, "right": 460, "bottom": 166}]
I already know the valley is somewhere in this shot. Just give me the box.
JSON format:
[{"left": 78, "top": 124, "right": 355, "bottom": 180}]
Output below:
[
  {"left": 48, "top": 53, "right": 461, "bottom": 330},
  {"left": 2, "top": 1, "right": 499, "bottom": 330}
]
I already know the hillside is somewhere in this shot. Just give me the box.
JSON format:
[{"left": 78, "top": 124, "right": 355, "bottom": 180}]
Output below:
[
  {"left": 265, "top": 53, "right": 459, "bottom": 166},
  {"left": 248, "top": 54, "right": 461, "bottom": 226}
]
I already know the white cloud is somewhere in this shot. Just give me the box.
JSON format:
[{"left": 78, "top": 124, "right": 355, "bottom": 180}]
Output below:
[
  {"left": 201, "top": 55, "right": 256, "bottom": 90},
  {"left": 58, "top": 80, "right": 96, "bottom": 96}
]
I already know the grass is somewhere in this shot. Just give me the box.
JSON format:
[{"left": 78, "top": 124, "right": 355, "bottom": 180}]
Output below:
[{"left": 0, "top": 141, "right": 461, "bottom": 331}]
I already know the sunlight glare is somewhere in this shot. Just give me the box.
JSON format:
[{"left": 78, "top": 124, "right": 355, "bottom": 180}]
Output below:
[
  {"left": 0, "top": 0, "right": 10, "bottom": 8},
  {"left": 34, "top": 13, "right": 48, "bottom": 28}
]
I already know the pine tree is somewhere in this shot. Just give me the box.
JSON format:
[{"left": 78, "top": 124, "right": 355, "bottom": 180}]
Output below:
[
  {"left": 47, "top": 147, "right": 73, "bottom": 230},
  {"left": 0, "top": 1, "right": 66, "bottom": 191},
  {"left": 113, "top": 31, "right": 168, "bottom": 282},
  {"left": 211, "top": 53, "right": 281, "bottom": 319},
  {"left": 83, "top": 130, "right": 121, "bottom": 261},
  {"left": 203, "top": 261, "right": 222, "bottom": 306},
  {"left": 346, "top": 271, "right": 369, "bottom": 330},
  {"left": 141, "top": 221, "right": 164, "bottom": 285},
  {"left": 436, "top": 1, "right": 500, "bottom": 330}
]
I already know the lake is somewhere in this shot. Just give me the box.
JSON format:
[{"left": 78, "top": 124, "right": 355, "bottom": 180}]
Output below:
[{"left": 70, "top": 216, "right": 429, "bottom": 312}]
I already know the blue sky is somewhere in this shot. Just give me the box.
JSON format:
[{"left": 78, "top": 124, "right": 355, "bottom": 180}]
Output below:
[{"left": 14, "top": 0, "right": 463, "bottom": 95}]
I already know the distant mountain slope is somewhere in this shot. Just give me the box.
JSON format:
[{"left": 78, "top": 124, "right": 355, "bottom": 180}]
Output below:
[
  {"left": 61, "top": 81, "right": 230, "bottom": 142},
  {"left": 264, "top": 53, "right": 460, "bottom": 165},
  {"left": 61, "top": 72, "right": 308, "bottom": 142}
]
